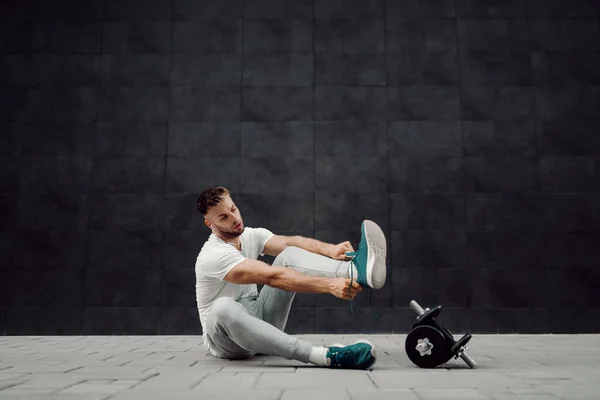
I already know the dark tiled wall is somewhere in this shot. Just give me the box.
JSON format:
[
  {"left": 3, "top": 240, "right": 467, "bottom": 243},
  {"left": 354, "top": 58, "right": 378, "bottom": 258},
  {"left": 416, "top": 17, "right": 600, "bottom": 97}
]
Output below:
[{"left": 1, "top": 0, "right": 600, "bottom": 335}]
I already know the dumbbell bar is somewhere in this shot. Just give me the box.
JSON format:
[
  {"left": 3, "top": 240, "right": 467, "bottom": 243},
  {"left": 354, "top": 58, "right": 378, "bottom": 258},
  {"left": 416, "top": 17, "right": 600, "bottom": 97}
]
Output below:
[{"left": 409, "top": 300, "right": 476, "bottom": 368}]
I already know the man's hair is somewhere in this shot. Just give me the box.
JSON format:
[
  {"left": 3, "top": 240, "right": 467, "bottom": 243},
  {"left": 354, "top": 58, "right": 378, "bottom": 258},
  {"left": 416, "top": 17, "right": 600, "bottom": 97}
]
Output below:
[{"left": 197, "top": 186, "right": 230, "bottom": 216}]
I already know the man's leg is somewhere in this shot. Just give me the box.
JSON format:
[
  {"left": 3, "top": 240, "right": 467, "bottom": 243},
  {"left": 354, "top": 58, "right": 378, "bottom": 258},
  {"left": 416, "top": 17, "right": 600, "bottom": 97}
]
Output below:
[
  {"left": 258, "top": 246, "right": 355, "bottom": 330},
  {"left": 205, "top": 296, "right": 314, "bottom": 363}
]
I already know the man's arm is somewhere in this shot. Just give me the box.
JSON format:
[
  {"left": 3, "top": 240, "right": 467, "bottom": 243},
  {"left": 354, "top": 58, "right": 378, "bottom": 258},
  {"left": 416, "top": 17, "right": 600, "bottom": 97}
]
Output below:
[
  {"left": 223, "top": 258, "right": 361, "bottom": 299},
  {"left": 264, "top": 235, "right": 336, "bottom": 258}
]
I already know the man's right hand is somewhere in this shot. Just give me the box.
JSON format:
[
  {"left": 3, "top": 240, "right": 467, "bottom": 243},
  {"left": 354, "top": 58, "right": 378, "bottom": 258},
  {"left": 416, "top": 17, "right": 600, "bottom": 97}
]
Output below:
[{"left": 329, "top": 278, "right": 362, "bottom": 300}]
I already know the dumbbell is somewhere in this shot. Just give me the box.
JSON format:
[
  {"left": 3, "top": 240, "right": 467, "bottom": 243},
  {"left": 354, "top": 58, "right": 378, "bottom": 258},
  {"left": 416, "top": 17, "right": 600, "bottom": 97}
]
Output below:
[{"left": 405, "top": 300, "right": 476, "bottom": 369}]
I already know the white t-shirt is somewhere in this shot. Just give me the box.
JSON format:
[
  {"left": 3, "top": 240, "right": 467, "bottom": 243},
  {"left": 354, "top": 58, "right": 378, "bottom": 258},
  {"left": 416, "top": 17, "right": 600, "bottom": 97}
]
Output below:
[{"left": 195, "top": 227, "right": 274, "bottom": 347}]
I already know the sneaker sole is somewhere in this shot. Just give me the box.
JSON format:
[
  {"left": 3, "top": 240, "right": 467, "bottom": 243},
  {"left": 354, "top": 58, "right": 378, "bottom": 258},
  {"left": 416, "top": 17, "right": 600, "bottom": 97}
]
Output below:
[{"left": 363, "top": 220, "right": 387, "bottom": 289}]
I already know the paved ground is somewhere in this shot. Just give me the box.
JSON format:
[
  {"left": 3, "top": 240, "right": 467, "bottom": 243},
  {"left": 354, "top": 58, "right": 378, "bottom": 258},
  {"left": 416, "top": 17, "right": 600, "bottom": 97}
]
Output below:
[{"left": 0, "top": 334, "right": 599, "bottom": 399}]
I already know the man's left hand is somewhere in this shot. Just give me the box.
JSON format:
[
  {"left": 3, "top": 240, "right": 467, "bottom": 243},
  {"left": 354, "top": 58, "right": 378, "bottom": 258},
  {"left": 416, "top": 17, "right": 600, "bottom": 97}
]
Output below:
[{"left": 329, "top": 241, "right": 355, "bottom": 260}]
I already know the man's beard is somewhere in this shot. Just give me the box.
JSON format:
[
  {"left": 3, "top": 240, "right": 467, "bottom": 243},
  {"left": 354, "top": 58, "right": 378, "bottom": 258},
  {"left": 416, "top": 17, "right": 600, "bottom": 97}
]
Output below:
[{"left": 215, "top": 224, "right": 243, "bottom": 239}]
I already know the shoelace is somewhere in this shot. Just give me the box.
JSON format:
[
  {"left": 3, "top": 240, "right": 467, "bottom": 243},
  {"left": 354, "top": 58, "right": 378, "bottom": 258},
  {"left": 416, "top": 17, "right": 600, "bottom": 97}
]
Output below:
[
  {"left": 346, "top": 250, "right": 380, "bottom": 321},
  {"left": 328, "top": 348, "right": 355, "bottom": 367}
]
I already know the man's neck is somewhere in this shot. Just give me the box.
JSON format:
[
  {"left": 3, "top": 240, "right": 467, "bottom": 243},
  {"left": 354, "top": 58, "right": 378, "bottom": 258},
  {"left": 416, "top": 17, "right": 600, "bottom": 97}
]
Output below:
[{"left": 215, "top": 233, "right": 242, "bottom": 250}]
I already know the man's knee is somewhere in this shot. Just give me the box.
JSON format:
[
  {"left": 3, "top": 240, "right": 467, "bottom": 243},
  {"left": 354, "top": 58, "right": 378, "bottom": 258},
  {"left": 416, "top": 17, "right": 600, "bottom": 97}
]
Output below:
[
  {"left": 273, "top": 245, "right": 303, "bottom": 267},
  {"left": 209, "top": 297, "right": 244, "bottom": 328}
]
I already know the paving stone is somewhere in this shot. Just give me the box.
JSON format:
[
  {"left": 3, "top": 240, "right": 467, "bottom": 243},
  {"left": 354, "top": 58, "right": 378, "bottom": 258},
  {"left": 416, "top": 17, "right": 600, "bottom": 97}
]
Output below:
[
  {"left": 192, "top": 372, "right": 262, "bottom": 391},
  {"left": 256, "top": 369, "right": 377, "bottom": 390},
  {"left": 414, "top": 388, "right": 492, "bottom": 399},
  {"left": 282, "top": 389, "right": 352, "bottom": 400},
  {"left": 349, "top": 389, "right": 422, "bottom": 400}
]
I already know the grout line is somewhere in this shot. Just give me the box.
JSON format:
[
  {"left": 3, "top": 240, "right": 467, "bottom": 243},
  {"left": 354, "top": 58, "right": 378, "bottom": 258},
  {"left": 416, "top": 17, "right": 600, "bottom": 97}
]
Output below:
[{"left": 239, "top": 0, "right": 244, "bottom": 194}]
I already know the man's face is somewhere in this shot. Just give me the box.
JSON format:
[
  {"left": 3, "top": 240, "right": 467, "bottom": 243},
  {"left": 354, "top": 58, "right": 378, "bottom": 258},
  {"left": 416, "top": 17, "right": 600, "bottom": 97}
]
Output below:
[{"left": 205, "top": 196, "right": 244, "bottom": 239}]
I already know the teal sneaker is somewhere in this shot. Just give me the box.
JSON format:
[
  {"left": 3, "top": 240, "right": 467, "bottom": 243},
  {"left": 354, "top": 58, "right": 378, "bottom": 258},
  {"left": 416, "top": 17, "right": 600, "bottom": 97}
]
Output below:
[
  {"left": 326, "top": 340, "right": 377, "bottom": 369},
  {"left": 345, "top": 220, "right": 387, "bottom": 289}
]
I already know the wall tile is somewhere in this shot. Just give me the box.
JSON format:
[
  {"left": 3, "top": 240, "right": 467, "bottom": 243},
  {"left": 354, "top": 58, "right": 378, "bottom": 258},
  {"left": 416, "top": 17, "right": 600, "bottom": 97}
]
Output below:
[
  {"left": 7, "top": 307, "right": 83, "bottom": 335},
  {"left": 315, "top": 87, "right": 386, "bottom": 121},
  {"left": 388, "top": 86, "right": 460, "bottom": 120},
  {"left": 14, "top": 231, "right": 87, "bottom": 269},
  {"left": 163, "top": 230, "right": 210, "bottom": 270},
  {"left": 457, "top": 19, "right": 529, "bottom": 51},
  {"left": 241, "top": 157, "right": 313, "bottom": 194},
  {"left": 162, "top": 268, "right": 196, "bottom": 306},
  {"left": 315, "top": 122, "right": 386, "bottom": 156},
  {"left": 465, "top": 194, "right": 544, "bottom": 232},
  {"left": 174, "top": 0, "right": 242, "bottom": 20},
  {"left": 243, "top": 54, "right": 313, "bottom": 86},
  {"left": 20, "top": 157, "right": 91, "bottom": 194},
  {"left": 32, "top": 22, "right": 102, "bottom": 53},
  {"left": 529, "top": 19, "right": 600, "bottom": 51},
  {"left": 539, "top": 156, "right": 600, "bottom": 193},
  {"left": 315, "top": 192, "right": 389, "bottom": 231},
  {"left": 473, "top": 269, "right": 548, "bottom": 308},
  {"left": 89, "top": 194, "right": 163, "bottom": 230},
  {"left": 389, "top": 156, "right": 464, "bottom": 193},
  {"left": 0, "top": 123, "right": 22, "bottom": 158},
  {"left": 160, "top": 307, "right": 202, "bottom": 335},
  {"left": 85, "top": 267, "right": 161, "bottom": 306},
  {"left": 462, "top": 120, "right": 536, "bottom": 155},
  {"left": 390, "top": 194, "right": 465, "bottom": 230},
  {"left": 170, "top": 87, "right": 240, "bottom": 122},
  {"left": 0, "top": 159, "right": 20, "bottom": 193},
  {"left": 315, "top": 156, "right": 388, "bottom": 193},
  {"left": 387, "top": 20, "right": 457, "bottom": 53},
  {"left": 173, "top": 21, "right": 242, "bottom": 53},
  {"left": 242, "top": 122, "right": 313, "bottom": 157},
  {"left": 389, "top": 121, "right": 461, "bottom": 156},
  {"left": 103, "top": 0, "right": 172, "bottom": 21},
  {"left": 10, "top": 269, "right": 84, "bottom": 306},
  {"left": 315, "top": 19, "right": 385, "bottom": 54},
  {"left": 0, "top": 195, "right": 17, "bottom": 230},
  {"left": 18, "top": 193, "right": 90, "bottom": 231},
  {"left": 385, "top": 0, "right": 456, "bottom": 19},
  {"left": 100, "top": 55, "right": 170, "bottom": 87},
  {"left": 237, "top": 193, "right": 314, "bottom": 231},
  {"left": 169, "top": 122, "right": 239, "bottom": 157},
  {"left": 243, "top": 87, "right": 312, "bottom": 121},
  {"left": 467, "top": 232, "right": 545, "bottom": 270},
  {"left": 98, "top": 87, "right": 168, "bottom": 122},
  {"left": 102, "top": 22, "right": 172, "bottom": 54},
  {"left": 83, "top": 307, "right": 159, "bottom": 334},
  {"left": 391, "top": 231, "right": 468, "bottom": 270},
  {"left": 316, "top": 54, "right": 385, "bottom": 86},
  {"left": 164, "top": 194, "right": 206, "bottom": 230},
  {"left": 88, "top": 230, "right": 163, "bottom": 270},
  {"left": 166, "top": 157, "right": 239, "bottom": 193},
  {"left": 456, "top": 0, "right": 527, "bottom": 17},
  {"left": 532, "top": 52, "right": 600, "bottom": 86},
  {"left": 27, "top": 88, "right": 97, "bottom": 123},
  {"left": 96, "top": 123, "right": 167, "bottom": 157},
  {"left": 537, "top": 118, "right": 600, "bottom": 156},
  {"left": 171, "top": 54, "right": 240, "bottom": 86},
  {"left": 387, "top": 51, "right": 459, "bottom": 85},
  {"left": 243, "top": 20, "right": 312, "bottom": 53},
  {"left": 543, "top": 233, "right": 600, "bottom": 269},
  {"left": 92, "top": 157, "right": 165, "bottom": 193}
]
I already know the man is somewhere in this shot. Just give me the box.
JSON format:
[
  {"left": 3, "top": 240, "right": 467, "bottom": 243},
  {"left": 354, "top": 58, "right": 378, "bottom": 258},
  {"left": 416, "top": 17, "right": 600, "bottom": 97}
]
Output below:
[{"left": 194, "top": 186, "right": 387, "bottom": 369}]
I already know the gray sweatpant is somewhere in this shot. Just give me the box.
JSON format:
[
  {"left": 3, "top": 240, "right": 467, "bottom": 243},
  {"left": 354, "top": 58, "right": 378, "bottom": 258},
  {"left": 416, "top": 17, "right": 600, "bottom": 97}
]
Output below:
[{"left": 204, "top": 246, "right": 353, "bottom": 363}]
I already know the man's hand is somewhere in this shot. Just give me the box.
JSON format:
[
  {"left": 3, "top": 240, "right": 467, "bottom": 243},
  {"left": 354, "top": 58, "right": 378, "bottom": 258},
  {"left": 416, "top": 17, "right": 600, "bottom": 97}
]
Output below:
[
  {"left": 329, "top": 241, "right": 355, "bottom": 260},
  {"left": 329, "top": 278, "right": 362, "bottom": 300}
]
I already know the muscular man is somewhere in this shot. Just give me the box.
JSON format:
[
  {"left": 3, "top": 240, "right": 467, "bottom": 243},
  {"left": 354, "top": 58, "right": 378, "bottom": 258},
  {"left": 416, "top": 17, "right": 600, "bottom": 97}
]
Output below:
[{"left": 194, "top": 186, "right": 387, "bottom": 369}]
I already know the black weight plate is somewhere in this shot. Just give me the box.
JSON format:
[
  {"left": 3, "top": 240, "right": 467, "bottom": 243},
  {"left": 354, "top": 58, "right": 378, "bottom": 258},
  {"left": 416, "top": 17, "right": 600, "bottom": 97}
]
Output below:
[{"left": 405, "top": 325, "right": 447, "bottom": 369}]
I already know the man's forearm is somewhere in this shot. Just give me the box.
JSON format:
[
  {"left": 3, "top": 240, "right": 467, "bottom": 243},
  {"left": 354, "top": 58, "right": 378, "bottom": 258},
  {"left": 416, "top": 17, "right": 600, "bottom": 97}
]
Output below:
[
  {"left": 267, "top": 266, "right": 332, "bottom": 294},
  {"left": 288, "top": 235, "right": 334, "bottom": 258}
]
